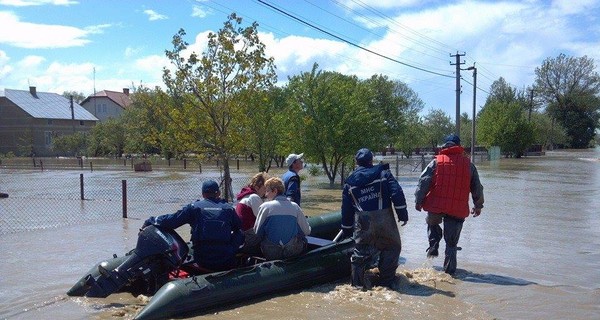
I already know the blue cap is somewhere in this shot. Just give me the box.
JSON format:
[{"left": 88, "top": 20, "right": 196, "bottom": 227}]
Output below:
[
  {"left": 202, "top": 180, "right": 219, "bottom": 194},
  {"left": 355, "top": 148, "right": 373, "bottom": 166},
  {"left": 443, "top": 134, "right": 461, "bottom": 147}
]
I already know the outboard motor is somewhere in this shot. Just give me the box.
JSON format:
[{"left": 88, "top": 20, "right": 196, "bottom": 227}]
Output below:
[{"left": 80, "top": 225, "right": 189, "bottom": 298}]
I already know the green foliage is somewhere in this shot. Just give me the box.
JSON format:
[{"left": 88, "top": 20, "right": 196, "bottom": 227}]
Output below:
[
  {"left": 477, "top": 101, "right": 534, "bottom": 157},
  {"left": 62, "top": 91, "right": 87, "bottom": 104},
  {"left": 286, "top": 64, "right": 384, "bottom": 186},
  {"left": 534, "top": 53, "right": 600, "bottom": 148},
  {"left": 307, "top": 164, "right": 322, "bottom": 177},
  {"left": 422, "top": 109, "right": 454, "bottom": 148},
  {"left": 529, "top": 112, "right": 568, "bottom": 148},
  {"left": 52, "top": 132, "right": 88, "bottom": 156},
  {"left": 162, "top": 13, "right": 277, "bottom": 200},
  {"left": 87, "top": 118, "right": 125, "bottom": 157}
]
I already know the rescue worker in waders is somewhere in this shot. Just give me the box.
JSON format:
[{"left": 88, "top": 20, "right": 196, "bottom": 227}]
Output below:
[
  {"left": 341, "top": 148, "right": 409, "bottom": 290},
  {"left": 415, "top": 134, "right": 484, "bottom": 275}
]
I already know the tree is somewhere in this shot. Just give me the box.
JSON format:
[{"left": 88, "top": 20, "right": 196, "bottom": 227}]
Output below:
[
  {"left": 477, "top": 101, "right": 534, "bottom": 157},
  {"left": 162, "top": 14, "right": 277, "bottom": 200},
  {"left": 422, "top": 109, "right": 454, "bottom": 148},
  {"left": 87, "top": 118, "right": 125, "bottom": 157},
  {"left": 241, "top": 87, "right": 288, "bottom": 172},
  {"left": 286, "top": 64, "right": 384, "bottom": 187},
  {"left": 534, "top": 54, "right": 600, "bottom": 148},
  {"left": 62, "top": 91, "right": 87, "bottom": 104},
  {"left": 52, "top": 132, "right": 88, "bottom": 156},
  {"left": 529, "top": 111, "right": 568, "bottom": 149}
]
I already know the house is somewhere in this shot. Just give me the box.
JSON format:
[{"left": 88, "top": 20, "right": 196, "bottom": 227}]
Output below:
[
  {"left": 0, "top": 86, "right": 98, "bottom": 157},
  {"left": 80, "top": 88, "right": 132, "bottom": 122}
]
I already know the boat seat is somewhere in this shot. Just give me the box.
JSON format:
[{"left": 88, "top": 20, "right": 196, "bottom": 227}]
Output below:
[{"left": 306, "top": 236, "right": 334, "bottom": 247}]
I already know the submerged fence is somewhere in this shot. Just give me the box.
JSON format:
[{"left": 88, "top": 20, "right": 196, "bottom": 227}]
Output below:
[{"left": 0, "top": 153, "right": 485, "bottom": 235}]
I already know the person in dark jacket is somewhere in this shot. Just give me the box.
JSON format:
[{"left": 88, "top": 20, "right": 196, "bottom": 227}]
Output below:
[
  {"left": 341, "top": 148, "right": 409, "bottom": 290},
  {"left": 415, "top": 134, "right": 484, "bottom": 275},
  {"left": 142, "top": 180, "right": 244, "bottom": 272},
  {"left": 282, "top": 153, "right": 304, "bottom": 206}
]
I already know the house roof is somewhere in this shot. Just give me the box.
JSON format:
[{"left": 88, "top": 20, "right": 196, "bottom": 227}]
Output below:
[
  {"left": 81, "top": 90, "right": 133, "bottom": 109},
  {"left": 3, "top": 88, "right": 98, "bottom": 121}
]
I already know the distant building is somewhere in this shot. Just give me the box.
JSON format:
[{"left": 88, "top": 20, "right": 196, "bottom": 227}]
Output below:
[
  {"left": 0, "top": 86, "right": 98, "bottom": 156},
  {"left": 80, "top": 88, "right": 132, "bottom": 122}
]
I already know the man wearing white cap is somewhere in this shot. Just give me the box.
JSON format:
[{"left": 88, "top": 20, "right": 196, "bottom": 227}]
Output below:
[{"left": 282, "top": 153, "right": 304, "bottom": 206}]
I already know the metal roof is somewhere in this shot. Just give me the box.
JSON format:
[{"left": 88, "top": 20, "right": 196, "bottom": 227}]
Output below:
[{"left": 3, "top": 88, "right": 98, "bottom": 121}]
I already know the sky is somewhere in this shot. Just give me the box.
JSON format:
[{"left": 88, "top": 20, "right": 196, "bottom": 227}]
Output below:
[{"left": 1, "top": 0, "right": 599, "bottom": 121}]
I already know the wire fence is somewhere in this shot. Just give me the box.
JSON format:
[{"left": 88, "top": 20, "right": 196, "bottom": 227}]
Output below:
[{"left": 0, "top": 154, "right": 461, "bottom": 235}]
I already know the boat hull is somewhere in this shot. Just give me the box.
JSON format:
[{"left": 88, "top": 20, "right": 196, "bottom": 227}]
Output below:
[{"left": 135, "top": 237, "right": 353, "bottom": 320}]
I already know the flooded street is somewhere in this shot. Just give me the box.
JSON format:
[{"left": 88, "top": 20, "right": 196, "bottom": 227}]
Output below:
[{"left": 1, "top": 149, "right": 600, "bottom": 319}]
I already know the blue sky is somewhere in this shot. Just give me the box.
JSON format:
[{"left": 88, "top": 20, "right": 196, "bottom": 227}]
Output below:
[{"left": 1, "top": 0, "right": 599, "bottom": 120}]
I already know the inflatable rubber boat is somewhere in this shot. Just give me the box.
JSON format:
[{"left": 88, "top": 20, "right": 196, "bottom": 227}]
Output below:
[{"left": 67, "top": 211, "right": 353, "bottom": 319}]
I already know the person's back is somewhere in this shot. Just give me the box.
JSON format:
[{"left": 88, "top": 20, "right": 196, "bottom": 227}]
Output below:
[
  {"left": 341, "top": 148, "right": 408, "bottom": 289},
  {"left": 142, "top": 180, "right": 244, "bottom": 272},
  {"left": 255, "top": 177, "right": 311, "bottom": 260},
  {"left": 189, "top": 197, "right": 244, "bottom": 270}
]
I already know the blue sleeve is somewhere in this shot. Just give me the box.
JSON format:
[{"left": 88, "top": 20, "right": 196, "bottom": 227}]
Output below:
[
  {"left": 386, "top": 170, "right": 409, "bottom": 222},
  {"left": 143, "top": 204, "right": 195, "bottom": 230},
  {"left": 340, "top": 184, "right": 355, "bottom": 235}
]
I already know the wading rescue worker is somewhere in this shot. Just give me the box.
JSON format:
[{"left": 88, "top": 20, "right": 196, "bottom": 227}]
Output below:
[
  {"left": 415, "top": 134, "right": 484, "bottom": 275},
  {"left": 141, "top": 180, "right": 244, "bottom": 272},
  {"left": 254, "top": 177, "right": 311, "bottom": 260},
  {"left": 341, "top": 148, "right": 409, "bottom": 290},
  {"left": 282, "top": 153, "right": 304, "bottom": 206}
]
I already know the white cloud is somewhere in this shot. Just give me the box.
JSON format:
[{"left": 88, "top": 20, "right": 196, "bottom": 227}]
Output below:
[
  {"left": 0, "top": 50, "right": 13, "bottom": 81},
  {"left": 143, "top": 9, "right": 168, "bottom": 21},
  {"left": 0, "top": 0, "right": 77, "bottom": 6},
  {"left": 124, "top": 46, "right": 142, "bottom": 58},
  {"left": 191, "top": 5, "right": 211, "bottom": 18},
  {"left": 0, "top": 11, "right": 102, "bottom": 48}
]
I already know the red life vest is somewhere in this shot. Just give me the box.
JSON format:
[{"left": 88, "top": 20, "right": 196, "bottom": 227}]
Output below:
[{"left": 422, "top": 146, "right": 471, "bottom": 218}]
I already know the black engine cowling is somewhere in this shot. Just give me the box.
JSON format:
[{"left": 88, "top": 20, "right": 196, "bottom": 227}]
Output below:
[{"left": 81, "top": 225, "right": 189, "bottom": 298}]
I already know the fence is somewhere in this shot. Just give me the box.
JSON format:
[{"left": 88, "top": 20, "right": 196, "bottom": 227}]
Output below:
[{"left": 1, "top": 154, "right": 477, "bottom": 235}]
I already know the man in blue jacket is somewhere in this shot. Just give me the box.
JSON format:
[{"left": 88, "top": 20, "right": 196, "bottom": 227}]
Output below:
[
  {"left": 282, "top": 153, "right": 304, "bottom": 206},
  {"left": 341, "top": 148, "right": 409, "bottom": 290},
  {"left": 142, "top": 180, "right": 244, "bottom": 271}
]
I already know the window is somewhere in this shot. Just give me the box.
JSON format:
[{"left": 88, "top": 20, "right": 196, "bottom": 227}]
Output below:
[
  {"left": 80, "top": 120, "right": 84, "bottom": 126},
  {"left": 44, "top": 131, "right": 52, "bottom": 146},
  {"left": 47, "top": 119, "right": 53, "bottom": 125}
]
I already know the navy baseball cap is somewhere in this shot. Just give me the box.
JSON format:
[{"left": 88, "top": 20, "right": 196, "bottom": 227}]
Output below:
[
  {"left": 202, "top": 180, "right": 219, "bottom": 194},
  {"left": 355, "top": 148, "right": 373, "bottom": 166}
]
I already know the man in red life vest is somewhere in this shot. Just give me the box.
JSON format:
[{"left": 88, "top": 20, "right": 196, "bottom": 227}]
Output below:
[{"left": 415, "top": 134, "right": 484, "bottom": 275}]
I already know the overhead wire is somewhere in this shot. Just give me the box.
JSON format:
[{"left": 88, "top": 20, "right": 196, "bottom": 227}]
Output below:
[{"left": 256, "top": 0, "right": 454, "bottom": 78}]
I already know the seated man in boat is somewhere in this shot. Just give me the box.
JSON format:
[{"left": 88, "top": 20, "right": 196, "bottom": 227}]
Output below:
[
  {"left": 254, "top": 177, "right": 311, "bottom": 260},
  {"left": 141, "top": 179, "right": 244, "bottom": 272}
]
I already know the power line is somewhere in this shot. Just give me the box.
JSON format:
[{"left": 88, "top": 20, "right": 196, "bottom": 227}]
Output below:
[{"left": 257, "top": 0, "right": 454, "bottom": 78}]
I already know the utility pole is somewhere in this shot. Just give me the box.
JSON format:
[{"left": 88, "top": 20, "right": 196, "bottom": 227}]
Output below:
[
  {"left": 528, "top": 89, "right": 534, "bottom": 122},
  {"left": 70, "top": 95, "right": 75, "bottom": 133},
  {"left": 450, "top": 52, "right": 466, "bottom": 137},
  {"left": 465, "top": 65, "right": 477, "bottom": 161}
]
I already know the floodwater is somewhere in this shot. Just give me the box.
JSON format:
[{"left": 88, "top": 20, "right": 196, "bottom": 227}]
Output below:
[{"left": 1, "top": 149, "right": 600, "bottom": 319}]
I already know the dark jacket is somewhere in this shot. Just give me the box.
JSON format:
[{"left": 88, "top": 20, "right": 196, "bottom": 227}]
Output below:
[
  {"left": 143, "top": 197, "right": 244, "bottom": 271},
  {"left": 341, "top": 163, "right": 409, "bottom": 235},
  {"left": 282, "top": 169, "right": 301, "bottom": 205}
]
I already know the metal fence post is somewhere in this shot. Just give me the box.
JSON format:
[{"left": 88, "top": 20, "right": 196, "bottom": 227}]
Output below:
[
  {"left": 80, "top": 173, "right": 84, "bottom": 200},
  {"left": 40, "top": 161, "right": 44, "bottom": 171},
  {"left": 395, "top": 154, "right": 399, "bottom": 176},
  {"left": 90, "top": 162, "right": 93, "bottom": 172},
  {"left": 340, "top": 162, "right": 345, "bottom": 189},
  {"left": 421, "top": 154, "right": 426, "bottom": 172},
  {"left": 122, "top": 179, "right": 127, "bottom": 218}
]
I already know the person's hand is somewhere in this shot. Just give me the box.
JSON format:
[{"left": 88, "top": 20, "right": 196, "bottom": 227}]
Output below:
[
  {"left": 415, "top": 204, "right": 422, "bottom": 212},
  {"left": 471, "top": 208, "right": 481, "bottom": 217},
  {"left": 398, "top": 219, "right": 407, "bottom": 226}
]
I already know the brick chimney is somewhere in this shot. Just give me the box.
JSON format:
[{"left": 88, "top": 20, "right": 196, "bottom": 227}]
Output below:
[
  {"left": 29, "top": 86, "right": 37, "bottom": 97},
  {"left": 123, "top": 88, "right": 130, "bottom": 95}
]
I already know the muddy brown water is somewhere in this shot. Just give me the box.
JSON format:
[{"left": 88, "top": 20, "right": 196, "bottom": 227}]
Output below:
[{"left": 1, "top": 149, "right": 599, "bottom": 319}]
